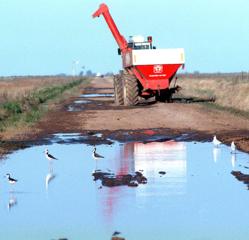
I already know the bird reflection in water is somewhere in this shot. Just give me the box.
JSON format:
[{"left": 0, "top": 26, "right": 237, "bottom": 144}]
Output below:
[
  {"left": 231, "top": 154, "right": 236, "bottom": 168},
  {"left": 7, "top": 193, "right": 17, "bottom": 211},
  {"left": 46, "top": 162, "right": 56, "bottom": 190},
  {"left": 213, "top": 147, "right": 220, "bottom": 163}
]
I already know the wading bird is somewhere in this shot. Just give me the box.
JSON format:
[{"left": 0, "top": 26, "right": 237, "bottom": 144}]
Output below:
[
  {"left": 213, "top": 135, "right": 222, "bottom": 147},
  {"left": 44, "top": 149, "right": 58, "bottom": 161},
  {"left": 92, "top": 146, "right": 104, "bottom": 169},
  {"left": 92, "top": 147, "right": 104, "bottom": 160},
  {"left": 231, "top": 141, "right": 236, "bottom": 154},
  {"left": 6, "top": 173, "right": 18, "bottom": 185}
]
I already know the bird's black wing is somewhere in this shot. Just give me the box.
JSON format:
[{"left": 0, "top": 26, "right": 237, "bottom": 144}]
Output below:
[
  {"left": 95, "top": 153, "right": 104, "bottom": 158},
  {"left": 112, "top": 231, "right": 121, "bottom": 236},
  {"left": 48, "top": 153, "right": 58, "bottom": 160},
  {"left": 9, "top": 177, "right": 17, "bottom": 182}
]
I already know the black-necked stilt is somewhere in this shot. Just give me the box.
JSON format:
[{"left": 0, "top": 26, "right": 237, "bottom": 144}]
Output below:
[
  {"left": 44, "top": 149, "right": 58, "bottom": 161},
  {"left": 231, "top": 141, "right": 236, "bottom": 154},
  {"left": 213, "top": 135, "right": 222, "bottom": 147},
  {"left": 92, "top": 147, "right": 104, "bottom": 160},
  {"left": 6, "top": 173, "right": 18, "bottom": 185}
]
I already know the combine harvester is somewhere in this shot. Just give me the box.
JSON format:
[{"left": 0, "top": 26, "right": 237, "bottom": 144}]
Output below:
[{"left": 92, "top": 3, "right": 185, "bottom": 106}]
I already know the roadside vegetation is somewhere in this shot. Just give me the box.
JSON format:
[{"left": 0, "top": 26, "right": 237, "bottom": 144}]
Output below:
[
  {"left": 0, "top": 76, "right": 88, "bottom": 137},
  {"left": 177, "top": 73, "right": 249, "bottom": 117}
]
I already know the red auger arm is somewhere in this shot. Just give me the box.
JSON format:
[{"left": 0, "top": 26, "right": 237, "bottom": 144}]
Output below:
[{"left": 92, "top": 3, "right": 128, "bottom": 52}]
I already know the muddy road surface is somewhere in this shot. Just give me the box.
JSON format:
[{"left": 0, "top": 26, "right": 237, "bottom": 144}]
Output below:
[
  {"left": 21, "top": 77, "right": 249, "bottom": 153},
  {"left": 1, "top": 76, "right": 249, "bottom": 240}
]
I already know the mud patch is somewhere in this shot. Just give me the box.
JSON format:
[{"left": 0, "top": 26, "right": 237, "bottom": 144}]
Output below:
[
  {"left": 92, "top": 170, "right": 147, "bottom": 187},
  {"left": 231, "top": 171, "right": 249, "bottom": 189}
]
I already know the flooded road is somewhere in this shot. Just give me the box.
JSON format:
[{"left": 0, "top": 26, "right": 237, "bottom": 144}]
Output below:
[{"left": 1, "top": 133, "right": 249, "bottom": 240}]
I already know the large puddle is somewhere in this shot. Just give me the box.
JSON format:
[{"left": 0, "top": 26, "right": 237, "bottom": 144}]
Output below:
[{"left": 1, "top": 134, "right": 249, "bottom": 239}]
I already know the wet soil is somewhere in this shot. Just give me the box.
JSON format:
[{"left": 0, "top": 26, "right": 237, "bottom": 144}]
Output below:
[
  {"left": 92, "top": 170, "right": 147, "bottom": 187},
  {"left": 231, "top": 171, "right": 249, "bottom": 189},
  {"left": 2, "top": 77, "right": 249, "bottom": 155}
]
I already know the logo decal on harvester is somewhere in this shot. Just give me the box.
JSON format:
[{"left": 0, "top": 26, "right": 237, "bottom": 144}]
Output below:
[{"left": 153, "top": 64, "right": 163, "bottom": 74}]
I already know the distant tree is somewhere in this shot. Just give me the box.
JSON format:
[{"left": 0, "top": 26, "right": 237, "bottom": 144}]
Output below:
[
  {"left": 56, "top": 73, "right": 67, "bottom": 77},
  {"left": 85, "top": 70, "right": 95, "bottom": 77},
  {"left": 105, "top": 72, "right": 114, "bottom": 76}
]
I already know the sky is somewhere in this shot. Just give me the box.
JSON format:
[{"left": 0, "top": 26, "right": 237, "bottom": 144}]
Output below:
[{"left": 0, "top": 0, "right": 249, "bottom": 76}]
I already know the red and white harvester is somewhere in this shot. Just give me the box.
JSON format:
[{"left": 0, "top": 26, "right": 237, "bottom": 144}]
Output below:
[{"left": 92, "top": 3, "right": 185, "bottom": 106}]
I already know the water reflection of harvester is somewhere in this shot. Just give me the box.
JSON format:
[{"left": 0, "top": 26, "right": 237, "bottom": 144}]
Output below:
[
  {"left": 120, "top": 140, "right": 187, "bottom": 195},
  {"left": 106, "top": 140, "right": 187, "bottom": 196},
  {"left": 100, "top": 140, "right": 187, "bottom": 222}
]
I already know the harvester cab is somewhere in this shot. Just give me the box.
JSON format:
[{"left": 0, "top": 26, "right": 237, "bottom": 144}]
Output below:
[
  {"left": 118, "top": 35, "right": 153, "bottom": 55},
  {"left": 92, "top": 3, "right": 185, "bottom": 106},
  {"left": 128, "top": 36, "right": 153, "bottom": 50}
]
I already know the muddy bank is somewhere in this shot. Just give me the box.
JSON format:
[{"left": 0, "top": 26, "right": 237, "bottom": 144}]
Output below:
[{"left": 1, "top": 77, "right": 249, "bottom": 156}]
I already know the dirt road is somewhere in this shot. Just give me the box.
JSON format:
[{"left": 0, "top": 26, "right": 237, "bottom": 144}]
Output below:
[{"left": 32, "top": 77, "right": 249, "bottom": 152}]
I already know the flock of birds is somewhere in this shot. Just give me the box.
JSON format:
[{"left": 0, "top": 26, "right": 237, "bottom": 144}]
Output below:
[
  {"left": 5, "top": 147, "right": 104, "bottom": 188},
  {"left": 5, "top": 138, "right": 236, "bottom": 187},
  {"left": 5, "top": 137, "right": 236, "bottom": 186},
  {"left": 212, "top": 135, "right": 237, "bottom": 154}
]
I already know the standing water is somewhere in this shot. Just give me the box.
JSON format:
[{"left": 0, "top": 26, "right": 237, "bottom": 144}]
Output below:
[{"left": 0, "top": 134, "right": 249, "bottom": 240}]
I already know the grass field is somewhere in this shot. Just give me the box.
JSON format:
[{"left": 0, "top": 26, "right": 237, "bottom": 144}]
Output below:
[
  {"left": 0, "top": 76, "right": 79, "bottom": 103},
  {"left": 177, "top": 73, "right": 249, "bottom": 114},
  {"left": 0, "top": 76, "right": 88, "bottom": 137}
]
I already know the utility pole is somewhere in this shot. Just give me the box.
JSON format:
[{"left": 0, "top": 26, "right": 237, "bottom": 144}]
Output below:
[{"left": 72, "top": 60, "right": 79, "bottom": 76}]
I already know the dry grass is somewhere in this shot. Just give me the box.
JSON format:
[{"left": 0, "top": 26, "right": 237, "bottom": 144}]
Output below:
[
  {"left": 177, "top": 74, "right": 249, "bottom": 112},
  {"left": 0, "top": 76, "right": 78, "bottom": 103}
]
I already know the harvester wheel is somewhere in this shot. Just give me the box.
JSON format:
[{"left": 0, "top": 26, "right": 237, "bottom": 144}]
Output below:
[
  {"left": 113, "top": 75, "right": 124, "bottom": 105},
  {"left": 123, "top": 74, "right": 139, "bottom": 106}
]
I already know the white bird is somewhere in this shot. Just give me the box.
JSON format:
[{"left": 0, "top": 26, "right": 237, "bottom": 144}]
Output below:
[
  {"left": 92, "top": 147, "right": 104, "bottom": 160},
  {"left": 44, "top": 149, "right": 58, "bottom": 161},
  {"left": 6, "top": 173, "right": 18, "bottom": 185},
  {"left": 213, "top": 135, "right": 222, "bottom": 147},
  {"left": 231, "top": 141, "right": 236, "bottom": 154}
]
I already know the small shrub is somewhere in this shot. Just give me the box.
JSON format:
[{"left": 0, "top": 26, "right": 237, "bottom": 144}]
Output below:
[{"left": 2, "top": 102, "right": 22, "bottom": 114}]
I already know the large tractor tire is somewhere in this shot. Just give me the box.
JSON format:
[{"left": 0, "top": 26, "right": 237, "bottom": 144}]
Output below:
[
  {"left": 113, "top": 75, "right": 124, "bottom": 105},
  {"left": 122, "top": 73, "right": 139, "bottom": 106}
]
